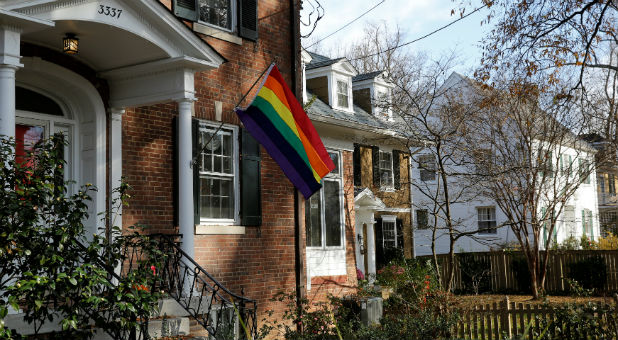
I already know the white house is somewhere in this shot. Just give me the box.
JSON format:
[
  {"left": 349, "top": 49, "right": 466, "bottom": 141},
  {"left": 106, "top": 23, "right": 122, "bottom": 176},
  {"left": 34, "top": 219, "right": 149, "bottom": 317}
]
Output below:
[{"left": 412, "top": 72, "right": 600, "bottom": 256}]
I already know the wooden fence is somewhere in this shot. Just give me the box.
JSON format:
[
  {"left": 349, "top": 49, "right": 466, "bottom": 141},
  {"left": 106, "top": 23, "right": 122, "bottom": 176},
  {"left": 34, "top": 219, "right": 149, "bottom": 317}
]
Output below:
[
  {"left": 452, "top": 298, "right": 616, "bottom": 340},
  {"left": 453, "top": 297, "right": 616, "bottom": 340},
  {"left": 419, "top": 250, "right": 618, "bottom": 293}
]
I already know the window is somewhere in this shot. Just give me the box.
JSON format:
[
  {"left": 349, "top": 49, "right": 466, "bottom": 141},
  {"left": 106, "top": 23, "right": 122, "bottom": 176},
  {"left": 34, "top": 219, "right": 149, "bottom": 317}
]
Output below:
[
  {"left": 379, "top": 151, "right": 393, "bottom": 188},
  {"left": 579, "top": 159, "right": 591, "bottom": 184},
  {"left": 538, "top": 150, "right": 553, "bottom": 178},
  {"left": 199, "top": 0, "right": 234, "bottom": 30},
  {"left": 418, "top": 154, "right": 436, "bottom": 181},
  {"left": 609, "top": 174, "right": 616, "bottom": 195},
  {"left": 382, "top": 217, "right": 397, "bottom": 248},
  {"left": 416, "top": 209, "right": 429, "bottom": 230},
  {"left": 336, "top": 80, "right": 349, "bottom": 109},
  {"left": 477, "top": 207, "right": 497, "bottom": 234},
  {"left": 582, "top": 209, "right": 594, "bottom": 239},
  {"left": 374, "top": 90, "right": 391, "bottom": 119},
  {"left": 305, "top": 151, "right": 343, "bottom": 248},
  {"left": 560, "top": 154, "right": 573, "bottom": 176},
  {"left": 198, "top": 123, "right": 239, "bottom": 223}
]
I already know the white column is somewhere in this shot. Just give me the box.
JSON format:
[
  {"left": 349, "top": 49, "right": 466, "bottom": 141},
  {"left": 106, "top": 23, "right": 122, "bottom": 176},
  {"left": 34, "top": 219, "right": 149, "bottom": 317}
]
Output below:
[
  {"left": 0, "top": 27, "right": 22, "bottom": 139},
  {"left": 177, "top": 99, "right": 195, "bottom": 260},
  {"left": 367, "top": 215, "right": 377, "bottom": 281},
  {"left": 109, "top": 108, "right": 125, "bottom": 231}
]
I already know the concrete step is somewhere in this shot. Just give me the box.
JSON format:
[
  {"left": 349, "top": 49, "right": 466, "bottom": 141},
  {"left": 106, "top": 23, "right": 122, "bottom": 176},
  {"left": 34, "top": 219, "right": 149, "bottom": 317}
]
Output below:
[{"left": 155, "top": 297, "right": 214, "bottom": 318}]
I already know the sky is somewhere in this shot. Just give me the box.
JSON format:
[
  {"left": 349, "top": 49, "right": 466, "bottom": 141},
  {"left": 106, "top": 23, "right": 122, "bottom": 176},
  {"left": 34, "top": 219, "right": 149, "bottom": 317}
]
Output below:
[{"left": 299, "top": 0, "right": 493, "bottom": 75}]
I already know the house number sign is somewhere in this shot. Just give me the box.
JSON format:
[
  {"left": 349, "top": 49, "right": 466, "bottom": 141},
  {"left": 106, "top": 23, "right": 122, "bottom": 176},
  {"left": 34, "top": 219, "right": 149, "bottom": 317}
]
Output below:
[{"left": 97, "top": 5, "right": 123, "bottom": 19}]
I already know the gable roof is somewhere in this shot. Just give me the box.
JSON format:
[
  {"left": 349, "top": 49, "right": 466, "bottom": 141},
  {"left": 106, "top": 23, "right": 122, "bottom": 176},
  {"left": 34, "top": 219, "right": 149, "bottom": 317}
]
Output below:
[
  {"left": 352, "top": 71, "right": 384, "bottom": 82},
  {"left": 306, "top": 51, "right": 347, "bottom": 70}
]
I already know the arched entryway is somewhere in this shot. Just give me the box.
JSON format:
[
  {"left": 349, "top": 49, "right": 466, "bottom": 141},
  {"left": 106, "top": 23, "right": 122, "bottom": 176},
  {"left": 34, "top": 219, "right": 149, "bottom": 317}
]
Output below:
[{"left": 15, "top": 57, "right": 107, "bottom": 237}]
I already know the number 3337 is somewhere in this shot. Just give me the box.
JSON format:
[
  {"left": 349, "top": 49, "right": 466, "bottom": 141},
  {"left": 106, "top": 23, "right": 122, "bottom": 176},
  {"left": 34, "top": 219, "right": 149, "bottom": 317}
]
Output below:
[{"left": 98, "top": 5, "right": 122, "bottom": 19}]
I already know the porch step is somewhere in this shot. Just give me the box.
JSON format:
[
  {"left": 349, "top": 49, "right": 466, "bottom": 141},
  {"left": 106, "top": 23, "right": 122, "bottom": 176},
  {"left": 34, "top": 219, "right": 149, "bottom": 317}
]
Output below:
[
  {"left": 90, "top": 316, "right": 191, "bottom": 340},
  {"left": 155, "top": 297, "right": 213, "bottom": 317}
]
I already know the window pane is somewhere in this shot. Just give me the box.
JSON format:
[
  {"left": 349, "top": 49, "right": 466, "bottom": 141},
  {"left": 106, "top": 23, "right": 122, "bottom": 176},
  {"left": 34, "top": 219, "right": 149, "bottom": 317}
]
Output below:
[
  {"left": 337, "top": 81, "right": 348, "bottom": 108},
  {"left": 383, "top": 221, "right": 396, "bottom": 248},
  {"left": 199, "top": 0, "right": 231, "bottom": 29},
  {"left": 200, "top": 176, "right": 234, "bottom": 219},
  {"left": 416, "top": 209, "right": 428, "bottom": 229},
  {"left": 305, "top": 194, "right": 322, "bottom": 247},
  {"left": 324, "top": 180, "right": 342, "bottom": 247},
  {"left": 328, "top": 152, "right": 339, "bottom": 177}
]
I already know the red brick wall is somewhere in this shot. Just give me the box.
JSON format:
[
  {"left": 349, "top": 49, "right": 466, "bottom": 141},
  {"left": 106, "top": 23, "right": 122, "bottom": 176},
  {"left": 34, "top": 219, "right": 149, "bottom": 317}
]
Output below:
[{"left": 121, "top": 0, "right": 308, "bottom": 328}]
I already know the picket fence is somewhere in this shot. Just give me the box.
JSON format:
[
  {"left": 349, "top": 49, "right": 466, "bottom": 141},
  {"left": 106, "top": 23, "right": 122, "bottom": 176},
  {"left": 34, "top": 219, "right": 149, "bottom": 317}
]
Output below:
[
  {"left": 419, "top": 250, "right": 618, "bottom": 293},
  {"left": 452, "top": 297, "right": 616, "bottom": 340}
]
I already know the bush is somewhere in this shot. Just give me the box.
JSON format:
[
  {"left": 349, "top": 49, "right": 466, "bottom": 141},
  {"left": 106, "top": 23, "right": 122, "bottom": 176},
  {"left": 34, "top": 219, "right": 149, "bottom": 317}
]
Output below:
[
  {"left": 531, "top": 302, "right": 618, "bottom": 340},
  {"left": 0, "top": 136, "right": 162, "bottom": 339},
  {"left": 566, "top": 255, "right": 607, "bottom": 292},
  {"left": 511, "top": 256, "right": 532, "bottom": 293},
  {"left": 456, "top": 253, "right": 491, "bottom": 294}
]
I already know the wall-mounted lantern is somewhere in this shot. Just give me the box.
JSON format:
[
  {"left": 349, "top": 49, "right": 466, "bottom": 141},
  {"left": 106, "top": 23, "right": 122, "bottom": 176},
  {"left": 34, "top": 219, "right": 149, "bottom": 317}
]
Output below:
[{"left": 62, "top": 33, "right": 79, "bottom": 54}]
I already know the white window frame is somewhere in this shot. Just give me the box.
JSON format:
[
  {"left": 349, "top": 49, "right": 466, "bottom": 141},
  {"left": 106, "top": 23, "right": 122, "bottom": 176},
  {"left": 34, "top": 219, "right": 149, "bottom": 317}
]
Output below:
[
  {"left": 306, "top": 150, "right": 345, "bottom": 249},
  {"left": 477, "top": 206, "right": 497, "bottom": 234},
  {"left": 198, "top": 121, "right": 240, "bottom": 225},
  {"left": 379, "top": 150, "right": 394, "bottom": 190},
  {"left": 335, "top": 78, "right": 351, "bottom": 111},
  {"left": 381, "top": 215, "right": 397, "bottom": 249},
  {"left": 197, "top": 0, "right": 237, "bottom": 33}
]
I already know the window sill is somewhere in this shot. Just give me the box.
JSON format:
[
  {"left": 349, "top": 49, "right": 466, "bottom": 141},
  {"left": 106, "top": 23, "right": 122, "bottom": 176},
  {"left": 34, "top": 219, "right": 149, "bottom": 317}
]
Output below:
[
  {"left": 380, "top": 187, "right": 395, "bottom": 192},
  {"left": 194, "top": 22, "right": 243, "bottom": 45},
  {"left": 195, "top": 225, "right": 246, "bottom": 235}
]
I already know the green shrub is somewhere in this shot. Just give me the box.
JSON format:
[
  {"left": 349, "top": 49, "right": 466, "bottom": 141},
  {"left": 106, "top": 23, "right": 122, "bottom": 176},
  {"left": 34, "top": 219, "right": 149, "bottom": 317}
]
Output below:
[
  {"left": 511, "top": 256, "right": 532, "bottom": 293},
  {"left": 456, "top": 253, "right": 491, "bottom": 294},
  {"left": 0, "top": 136, "right": 163, "bottom": 339},
  {"left": 566, "top": 255, "right": 606, "bottom": 292},
  {"left": 531, "top": 302, "right": 617, "bottom": 340}
]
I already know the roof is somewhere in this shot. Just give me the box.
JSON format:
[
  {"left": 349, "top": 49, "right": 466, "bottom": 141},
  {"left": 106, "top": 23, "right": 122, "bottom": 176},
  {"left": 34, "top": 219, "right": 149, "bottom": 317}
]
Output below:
[
  {"left": 352, "top": 71, "right": 384, "bottom": 82},
  {"left": 306, "top": 90, "right": 410, "bottom": 137},
  {"left": 306, "top": 51, "right": 344, "bottom": 70}
]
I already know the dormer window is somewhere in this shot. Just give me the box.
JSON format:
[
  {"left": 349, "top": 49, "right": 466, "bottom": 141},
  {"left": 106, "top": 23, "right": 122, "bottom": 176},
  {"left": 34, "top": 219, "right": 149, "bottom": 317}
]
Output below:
[{"left": 336, "top": 80, "right": 349, "bottom": 109}]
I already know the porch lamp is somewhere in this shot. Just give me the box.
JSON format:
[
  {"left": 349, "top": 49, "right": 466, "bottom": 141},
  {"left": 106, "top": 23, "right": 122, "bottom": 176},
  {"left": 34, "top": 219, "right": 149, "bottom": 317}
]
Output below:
[{"left": 62, "top": 33, "right": 79, "bottom": 54}]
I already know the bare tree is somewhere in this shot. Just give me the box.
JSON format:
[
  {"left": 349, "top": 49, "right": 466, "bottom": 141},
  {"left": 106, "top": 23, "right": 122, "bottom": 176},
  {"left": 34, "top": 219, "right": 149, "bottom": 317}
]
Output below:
[
  {"left": 462, "top": 74, "right": 603, "bottom": 299},
  {"left": 344, "top": 22, "right": 502, "bottom": 291}
]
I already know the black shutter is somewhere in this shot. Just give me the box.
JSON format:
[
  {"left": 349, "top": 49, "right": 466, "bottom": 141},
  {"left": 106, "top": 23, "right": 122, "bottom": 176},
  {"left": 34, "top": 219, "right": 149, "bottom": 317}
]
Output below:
[
  {"left": 393, "top": 150, "right": 401, "bottom": 190},
  {"left": 241, "top": 128, "right": 262, "bottom": 226},
  {"left": 173, "top": 117, "right": 179, "bottom": 226},
  {"left": 192, "top": 118, "right": 200, "bottom": 226},
  {"left": 173, "top": 0, "right": 199, "bottom": 22},
  {"left": 375, "top": 217, "right": 384, "bottom": 269},
  {"left": 371, "top": 146, "right": 380, "bottom": 187},
  {"left": 353, "top": 143, "right": 361, "bottom": 186},
  {"left": 238, "top": 0, "right": 258, "bottom": 41},
  {"left": 396, "top": 218, "right": 403, "bottom": 250}
]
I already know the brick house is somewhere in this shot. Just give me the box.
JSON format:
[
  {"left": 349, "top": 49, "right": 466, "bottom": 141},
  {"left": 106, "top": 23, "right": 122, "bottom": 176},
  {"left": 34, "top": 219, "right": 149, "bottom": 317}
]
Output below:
[
  {"left": 0, "top": 0, "right": 318, "bottom": 337},
  {"left": 301, "top": 50, "right": 413, "bottom": 283}
]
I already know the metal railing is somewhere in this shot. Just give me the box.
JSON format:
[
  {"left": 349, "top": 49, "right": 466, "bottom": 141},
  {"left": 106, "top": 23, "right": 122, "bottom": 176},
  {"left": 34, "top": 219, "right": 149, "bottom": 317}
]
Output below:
[{"left": 74, "top": 233, "right": 257, "bottom": 340}]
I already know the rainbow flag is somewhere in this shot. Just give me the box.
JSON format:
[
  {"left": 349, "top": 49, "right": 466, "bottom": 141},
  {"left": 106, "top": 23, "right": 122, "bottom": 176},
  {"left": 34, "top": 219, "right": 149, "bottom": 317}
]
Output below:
[{"left": 235, "top": 64, "right": 335, "bottom": 199}]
